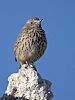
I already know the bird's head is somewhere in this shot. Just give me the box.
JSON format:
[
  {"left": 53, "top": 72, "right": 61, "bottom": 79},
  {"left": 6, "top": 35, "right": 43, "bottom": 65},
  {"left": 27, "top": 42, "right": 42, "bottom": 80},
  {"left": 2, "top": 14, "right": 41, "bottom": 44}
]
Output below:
[{"left": 24, "top": 17, "right": 43, "bottom": 29}]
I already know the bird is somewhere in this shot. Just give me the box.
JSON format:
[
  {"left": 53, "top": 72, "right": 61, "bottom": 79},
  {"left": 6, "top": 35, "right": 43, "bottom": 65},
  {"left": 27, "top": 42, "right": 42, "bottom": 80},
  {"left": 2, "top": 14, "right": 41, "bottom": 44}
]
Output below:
[{"left": 14, "top": 17, "right": 47, "bottom": 66}]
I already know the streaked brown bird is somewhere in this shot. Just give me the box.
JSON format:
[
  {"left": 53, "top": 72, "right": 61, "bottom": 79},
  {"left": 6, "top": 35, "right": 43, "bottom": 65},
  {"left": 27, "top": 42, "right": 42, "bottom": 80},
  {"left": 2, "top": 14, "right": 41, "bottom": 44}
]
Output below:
[{"left": 14, "top": 17, "right": 47, "bottom": 65}]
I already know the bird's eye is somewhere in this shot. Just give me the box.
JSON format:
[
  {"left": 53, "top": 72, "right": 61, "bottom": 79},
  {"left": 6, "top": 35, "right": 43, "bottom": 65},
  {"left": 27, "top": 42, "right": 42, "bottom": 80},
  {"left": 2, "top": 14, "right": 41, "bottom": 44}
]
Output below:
[{"left": 31, "top": 22, "right": 33, "bottom": 24}]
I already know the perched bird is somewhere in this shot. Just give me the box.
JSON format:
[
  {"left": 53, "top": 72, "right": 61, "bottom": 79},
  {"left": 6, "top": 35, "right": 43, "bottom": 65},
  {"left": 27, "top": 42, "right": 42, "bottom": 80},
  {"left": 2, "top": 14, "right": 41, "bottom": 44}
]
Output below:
[{"left": 14, "top": 17, "right": 47, "bottom": 65}]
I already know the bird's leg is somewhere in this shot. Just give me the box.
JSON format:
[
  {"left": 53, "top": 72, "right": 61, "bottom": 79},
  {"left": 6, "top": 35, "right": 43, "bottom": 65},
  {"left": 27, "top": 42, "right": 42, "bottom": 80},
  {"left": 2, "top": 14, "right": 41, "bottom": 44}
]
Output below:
[
  {"left": 26, "top": 61, "right": 29, "bottom": 65},
  {"left": 26, "top": 61, "right": 37, "bottom": 71},
  {"left": 30, "top": 62, "right": 37, "bottom": 71}
]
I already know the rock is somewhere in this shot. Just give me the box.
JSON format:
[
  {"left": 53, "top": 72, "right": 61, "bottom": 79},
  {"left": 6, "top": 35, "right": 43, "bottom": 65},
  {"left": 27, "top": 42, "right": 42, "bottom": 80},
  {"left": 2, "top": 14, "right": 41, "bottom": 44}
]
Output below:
[
  {"left": 0, "top": 94, "right": 16, "bottom": 100},
  {"left": 5, "top": 63, "right": 53, "bottom": 100}
]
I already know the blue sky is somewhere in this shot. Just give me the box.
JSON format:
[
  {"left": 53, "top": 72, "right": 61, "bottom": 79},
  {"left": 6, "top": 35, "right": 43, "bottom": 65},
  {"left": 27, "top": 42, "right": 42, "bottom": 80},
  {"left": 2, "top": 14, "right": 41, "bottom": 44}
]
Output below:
[{"left": 0, "top": 0, "right": 75, "bottom": 100}]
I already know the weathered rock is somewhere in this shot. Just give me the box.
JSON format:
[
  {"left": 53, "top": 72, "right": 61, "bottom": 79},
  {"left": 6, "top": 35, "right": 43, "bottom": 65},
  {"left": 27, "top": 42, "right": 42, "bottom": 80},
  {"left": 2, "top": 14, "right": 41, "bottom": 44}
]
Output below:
[
  {"left": 0, "top": 94, "right": 16, "bottom": 100},
  {"left": 5, "top": 63, "right": 53, "bottom": 100}
]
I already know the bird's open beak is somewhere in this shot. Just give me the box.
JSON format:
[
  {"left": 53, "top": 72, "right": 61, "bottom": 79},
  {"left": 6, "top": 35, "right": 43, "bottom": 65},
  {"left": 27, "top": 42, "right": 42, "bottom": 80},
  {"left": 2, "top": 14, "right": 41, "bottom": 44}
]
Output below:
[{"left": 40, "top": 19, "right": 43, "bottom": 22}]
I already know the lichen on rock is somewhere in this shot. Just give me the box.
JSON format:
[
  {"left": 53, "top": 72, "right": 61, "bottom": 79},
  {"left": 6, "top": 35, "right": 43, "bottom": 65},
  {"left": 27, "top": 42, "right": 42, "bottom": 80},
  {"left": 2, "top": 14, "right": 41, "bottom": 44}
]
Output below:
[{"left": 5, "top": 63, "right": 53, "bottom": 100}]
